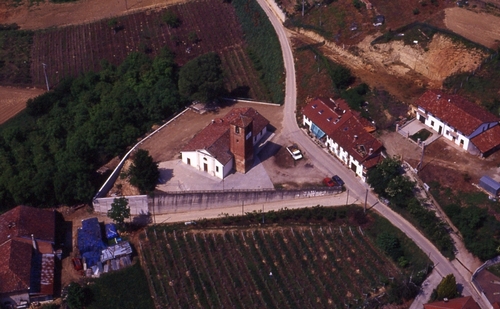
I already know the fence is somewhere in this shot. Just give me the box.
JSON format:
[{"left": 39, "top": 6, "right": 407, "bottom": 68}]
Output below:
[
  {"left": 93, "top": 195, "right": 149, "bottom": 215},
  {"left": 93, "top": 108, "right": 189, "bottom": 200}
]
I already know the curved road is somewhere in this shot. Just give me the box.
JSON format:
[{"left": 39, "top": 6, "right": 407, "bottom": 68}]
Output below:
[{"left": 254, "top": 0, "right": 485, "bottom": 307}]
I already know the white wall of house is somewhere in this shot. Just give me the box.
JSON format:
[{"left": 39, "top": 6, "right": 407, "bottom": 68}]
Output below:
[
  {"left": 324, "top": 131, "right": 367, "bottom": 181},
  {"left": 418, "top": 107, "right": 470, "bottom": 150},
  {"left": 303, "top": 115, "right": 312, "bottom": 128},
  {"left": 253, "top": 127, "right": 268, "bottom": 145},
  {"left": 181, "top": 150, "right": 230, "bottom": 179}
]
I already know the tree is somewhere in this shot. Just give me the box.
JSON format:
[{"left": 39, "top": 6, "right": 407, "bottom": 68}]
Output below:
[
  {"left": 385, "top": 175, "right": 415, "bottom": 208},
  {"left": 66, "top": 282, "right": 85, "bottom": 309},
  {"left": 162, "top": 10, "right": 181, "bottom": 28},
  {"left": 366, "top": 157, "right": 402, "bottom": 196},
  {"left": 128, "top": 149, "right": 159, "bottom": 194},
  {"left": 436, "top": 274, "right": 459, "bottom": 300},
  {"left": 108, "top": 197, "right": 130, "bottom": 227},
  {"left": 376, "top": 231, "right": 403, "bottom": 261},
  {"left": 178, "top": 52, "right": 225, "bottom": 102}
]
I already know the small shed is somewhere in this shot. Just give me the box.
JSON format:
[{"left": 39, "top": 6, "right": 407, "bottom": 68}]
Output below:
[{"left": 479, "top": 176, "right": 500, "bottom": 196}]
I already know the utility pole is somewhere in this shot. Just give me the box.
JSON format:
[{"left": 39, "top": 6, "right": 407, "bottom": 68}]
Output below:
[
  {"left": 302, "top": 0, "right": 305, "bottom": 16},
  {"left": 346, "top": 189, "right": 349, "bottom": 205},
  {"left": 262, "top": 204, "right": 265, "bottom": 224},
  {"left": 42, "top": 63, "right": 49, "bottom": 91},
  {"left": 242, "top": 200, "right": 244, "bottom": 216}
]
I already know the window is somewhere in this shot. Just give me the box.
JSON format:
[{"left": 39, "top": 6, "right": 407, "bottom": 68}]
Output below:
[
  {"left": 203, "top": 157, "right": 207, "bottom": 161},
  {"left": 187, "top": 158, "right": 191, "bottom": 165},
  {"left": 216, "top": 166, "right": 219, "bottom": 172},
  {"left": 235, "top": 126, "right": 240, "bottom": 134},
  {"left": 431, "top": 121, "right": 434, "bottom": 126}
]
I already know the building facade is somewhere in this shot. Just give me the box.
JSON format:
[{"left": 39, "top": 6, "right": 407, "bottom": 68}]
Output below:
[
  {"left": 415, "top": 90, "right": 500, "bottom": 157},
  {"left": 181, "top": 107, "right": 269, "bottom": 179},
  {"left": 302, "top": 97, "right": 383, "bottom": 182}
]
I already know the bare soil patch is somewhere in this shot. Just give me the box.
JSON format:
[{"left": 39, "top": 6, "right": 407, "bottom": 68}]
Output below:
[
  {"left": 0, "top": 85, "right": 44, "bottom": 124},
  {"left": 0, "top": 0, "right": 186, "bottom": 30},
  {"left": 444, "top": 7, "right": 500, "bottom": 49},
  {"left": 379, "top": 131, "right": 500, "bottom": 192}
]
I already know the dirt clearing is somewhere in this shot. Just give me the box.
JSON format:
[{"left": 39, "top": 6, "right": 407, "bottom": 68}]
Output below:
[
  {"left": 0, "top": 86, "right": 44, "bottom": 124},
  {"left": 444, "top": 7, "right": 500, "bottom": 49},
  {"left": 0, "top": 0, "right": 187, "bottom": 30}
]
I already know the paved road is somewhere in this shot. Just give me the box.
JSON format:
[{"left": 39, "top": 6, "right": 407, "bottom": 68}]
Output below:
[{"left": 254, "top": 1, "right": 486, "bottom": 307}]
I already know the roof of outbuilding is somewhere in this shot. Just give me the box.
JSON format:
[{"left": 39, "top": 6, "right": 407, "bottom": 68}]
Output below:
[
  {"left": 470, "top": 125, "right": 500, "bottom": 154},
  {"left": 302, "top": 98, "right": 383, "bottom": 164},
  {"left": 181, "top": 107, "right": 269, "bottom": 164},
  {"left": 416, "top": 90, "right": 499, "bottom": 136}
]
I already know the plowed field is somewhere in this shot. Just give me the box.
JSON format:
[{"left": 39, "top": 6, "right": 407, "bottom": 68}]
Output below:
[{"left": 0, "top": 86, "right": 45, "bottom": 124}]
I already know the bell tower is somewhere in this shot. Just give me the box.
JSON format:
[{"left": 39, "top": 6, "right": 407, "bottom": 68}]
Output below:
[{"left": 229, "top": 115, "right": 254, "bottom": 173}]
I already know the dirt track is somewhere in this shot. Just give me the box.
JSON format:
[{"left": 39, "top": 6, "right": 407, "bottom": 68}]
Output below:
[{"left": 0, "top": 86, "right": 45, "bottom": 124}]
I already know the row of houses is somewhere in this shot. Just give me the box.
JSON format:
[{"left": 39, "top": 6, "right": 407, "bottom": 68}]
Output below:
[{"left": 179, "top": 90, "right": 500, "bottom": 185}]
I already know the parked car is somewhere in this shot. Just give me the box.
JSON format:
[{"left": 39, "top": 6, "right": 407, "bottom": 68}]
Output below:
[
  {"left": 72, "top": 257, "right": 83, "bottom": 271},
  {"left": 332, "top": 175, "right": 344, "bottom": 186},
  {"left": 323, "top": 177, "right": 336, "bottom": 187},
  {"left": 286, "top": 144, "right": 303, "bottom": 160}
]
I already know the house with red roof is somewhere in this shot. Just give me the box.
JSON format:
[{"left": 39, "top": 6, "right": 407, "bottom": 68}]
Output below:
[
  {"left": 0, "top": 206, "right": 56, "bottom": 308},
  {"left": 302, "top": 98, "right": 383, "bottom": 181},
  {"left": 181, "top": 107, "right": 270, "bottom": 179},
  {"left": 424, "top": 296, "right": 481, "bottom": 309},
  {"left": 415, "top": 90, "right": 500, "bottom": 157}
]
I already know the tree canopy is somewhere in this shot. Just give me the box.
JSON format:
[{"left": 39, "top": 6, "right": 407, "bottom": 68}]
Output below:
[
  {"left": 108, "top": 197, "right": 131, "bottom": 227},
  {"left": 128, "top": 149, "right": 159, "bottom": 194},
  {"left": 436, "top": 274, "right": 459, "bottom": 300},
  {"left": 178, "top": 52, "right": 225, "bottom": 102},
  {"left": 0, "top": 48, "right": 181, "bottom": 208}
]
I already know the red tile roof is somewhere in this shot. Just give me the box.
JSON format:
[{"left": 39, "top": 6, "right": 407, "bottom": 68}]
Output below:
[
  {"left": 416, "top": 90, "right": 499, "bottom": 136},
  {"left": 0, "top": 239, "right": 32, "bottom": 294},
  {"left": 424, "top": 296, "right": 480, "bottom": 309},
  {"left": 0, "top": 205, "right": 55, "bottom": 244},
  {"left": 181, "top": 107, "right": 269, "bottom": 164},
  {"left": 0, "top": 206, "right": 56, "bottom": 297},
  {"left": 302, "top": 98, "right": 383, "bottom": 164},
  {"left": 470, "top": 125, "right": 500, "bottom": 154}
]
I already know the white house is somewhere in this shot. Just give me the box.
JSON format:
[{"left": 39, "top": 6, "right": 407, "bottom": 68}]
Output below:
[
  {"left": 181, "top": 107, "right": 269, "bottom": 179},
  {"left": 302, "top": 98, "right": 383, "bottom": 181},
  {"left": 415, "top": 90, "right": 500, "bottom": 157}
]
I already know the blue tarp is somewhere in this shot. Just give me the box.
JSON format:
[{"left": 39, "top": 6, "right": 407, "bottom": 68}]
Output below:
[
  {"left": 105, "top": 223, "right": 119, "bottom": 240},
  {"left": 311, "top": 122, "right": 326, "bottom": 139},
  {"left": 77, "top": 218, "right": 107, "bottom": 267}
]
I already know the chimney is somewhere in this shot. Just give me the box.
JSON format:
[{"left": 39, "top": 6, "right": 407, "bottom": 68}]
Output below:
[
  {"left": 448, "top": 99, "right": 451, "bottom": 102},
  {"left": 369, "top": 148, "right": 373, "bottom": 155},
  {"left": 443, "top": 298, "right": 449, "bottom": 302},
  {"left": 353, "top": 135, "right": 358, "bottom": 142},
  {"left": 211, "top": 119, "right": 214, "bottom": 124},
  {"left": 437, "top": 94, "right": 441, "bottom": 100},
  {"left": 31, "top": 234, "right": 37, "bottom": 251}
]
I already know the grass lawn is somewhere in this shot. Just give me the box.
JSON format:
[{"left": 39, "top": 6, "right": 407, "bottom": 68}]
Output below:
[
  {"left": 87, "top": 261, "right": 154, "bottom": 309},
  {"left": 410, "top": 129, "right": 432, "bottom": 142}
]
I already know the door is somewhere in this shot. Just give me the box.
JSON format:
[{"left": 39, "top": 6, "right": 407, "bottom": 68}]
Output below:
[
  {"left": 438, "top": 126, "right": 442, "bottom": 134},
  {"left": 204, "top": 163, "right": 208, "bottom": 172}
]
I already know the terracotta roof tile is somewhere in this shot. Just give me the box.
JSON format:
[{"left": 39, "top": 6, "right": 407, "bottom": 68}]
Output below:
[
  {"left": 0, "top": 205, "right": 55, "bottom": 244},
  {"left": 303, "top": 98, "right": 383, "bottom": 164},
  {"left": 424, "top": 296, "right": 480, "bottom": 309},
  {"left": 416, "top": 90, "right": 499, "bottom": 136},
  {"left": 470, "top": 125, "right": 500, "bottom": 154},
  {"left": 0, "top": 239, "right": 32, "bottom": 294}
]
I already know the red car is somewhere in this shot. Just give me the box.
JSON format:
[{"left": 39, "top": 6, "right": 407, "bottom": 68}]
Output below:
[
  {"left": 72, "top": 257, "right": 83, "bottom": 271},
  {"left": 323, "top": 177, "right": 336, "bottom": 187}
]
